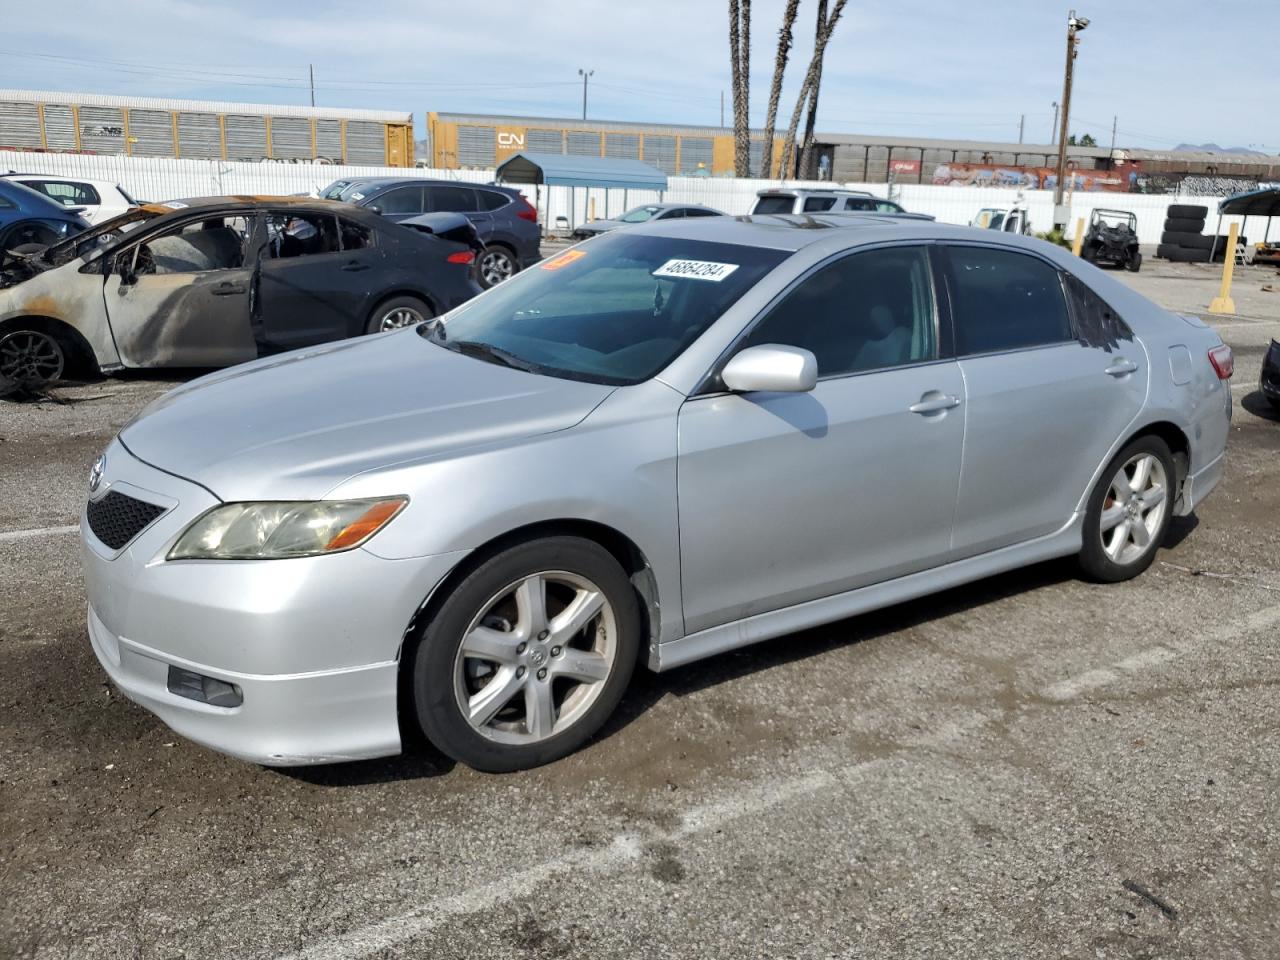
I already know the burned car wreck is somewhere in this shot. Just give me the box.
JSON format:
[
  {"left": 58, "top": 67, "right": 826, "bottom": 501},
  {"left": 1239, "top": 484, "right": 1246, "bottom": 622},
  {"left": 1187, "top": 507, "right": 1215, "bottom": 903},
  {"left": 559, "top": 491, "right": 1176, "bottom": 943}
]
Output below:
[{"left": 0, "top": 197, "right": 482, "bottom": 386}]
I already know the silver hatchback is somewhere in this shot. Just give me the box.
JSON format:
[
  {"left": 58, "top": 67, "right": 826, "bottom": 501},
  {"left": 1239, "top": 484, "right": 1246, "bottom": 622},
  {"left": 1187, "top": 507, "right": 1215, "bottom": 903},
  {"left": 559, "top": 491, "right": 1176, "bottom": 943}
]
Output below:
[{"left": 80, "top": 215, "right": 1233, "bottom": 771}]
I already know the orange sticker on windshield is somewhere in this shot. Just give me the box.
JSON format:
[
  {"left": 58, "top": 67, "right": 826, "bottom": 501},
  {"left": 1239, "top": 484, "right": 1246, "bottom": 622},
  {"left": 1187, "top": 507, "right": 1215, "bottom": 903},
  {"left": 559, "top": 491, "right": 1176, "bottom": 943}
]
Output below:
[{"left": 539, "top": 249, "right": 587, "bottom": 271}]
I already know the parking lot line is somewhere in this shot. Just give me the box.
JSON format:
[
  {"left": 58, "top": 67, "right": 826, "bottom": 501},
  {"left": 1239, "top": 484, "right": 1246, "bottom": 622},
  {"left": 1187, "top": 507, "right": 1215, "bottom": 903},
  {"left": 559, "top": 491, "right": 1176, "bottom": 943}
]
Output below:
[
  {"left": 273, "top": 715, "right": 987, "bottom": 960},
  {"left": 1040, "top": 601, "right": 1280, "bottom": 702},
  {"left": 0, "top": 524, "right": 79, "bottom": 542}
]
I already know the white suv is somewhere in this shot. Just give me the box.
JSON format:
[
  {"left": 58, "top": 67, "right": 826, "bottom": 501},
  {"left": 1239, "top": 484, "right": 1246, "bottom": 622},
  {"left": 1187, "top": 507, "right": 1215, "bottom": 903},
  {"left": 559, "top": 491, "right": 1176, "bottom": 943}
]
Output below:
[{"left": 752, "top": 188, "right": 908, "bottom": 216}]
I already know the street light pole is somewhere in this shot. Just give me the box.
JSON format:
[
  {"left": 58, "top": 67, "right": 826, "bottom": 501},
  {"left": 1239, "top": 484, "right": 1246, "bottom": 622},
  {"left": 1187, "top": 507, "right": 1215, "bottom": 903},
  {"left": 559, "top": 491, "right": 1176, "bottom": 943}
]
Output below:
[
  {"left": 1053, "top": 11, "right": 1089, "bottom": 227},
  {"left": 578, "top": 68, "right": 594, "bottom": 121},
  {"left": 1050, "top": 102, "right": 1059, "bottom": 144}
]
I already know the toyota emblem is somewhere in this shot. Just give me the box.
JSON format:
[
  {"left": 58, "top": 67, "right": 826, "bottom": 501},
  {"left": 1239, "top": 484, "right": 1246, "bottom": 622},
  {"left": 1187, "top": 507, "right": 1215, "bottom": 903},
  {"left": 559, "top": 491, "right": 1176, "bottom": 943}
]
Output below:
[{"left": 89, "top": 454, "right": 105, "bottom": 494}]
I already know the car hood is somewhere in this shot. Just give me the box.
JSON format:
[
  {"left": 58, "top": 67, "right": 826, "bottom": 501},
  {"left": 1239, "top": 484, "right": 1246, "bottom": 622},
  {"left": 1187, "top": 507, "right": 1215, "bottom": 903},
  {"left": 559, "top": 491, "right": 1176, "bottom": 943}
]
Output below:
[
  {"left": 120, "top": 331, "right": 617, "bottom": 502},
  {"left": 575, "top": 219, "right": 623, "bottom": 234}
]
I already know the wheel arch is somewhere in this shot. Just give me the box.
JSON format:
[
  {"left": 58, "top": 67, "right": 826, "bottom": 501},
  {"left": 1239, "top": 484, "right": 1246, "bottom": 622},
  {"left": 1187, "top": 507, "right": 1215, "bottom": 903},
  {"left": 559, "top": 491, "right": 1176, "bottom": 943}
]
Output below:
[
  {"left": 1127, "top": 420, "right": 1191, "bottom": 506},
  {"left": 394, "top": 518, "right": 661, "bottom": 741},
  {"left": 0, "top": 314, "right": 99, "bottom": 376},
  {"left": 363, "top": 289, "right": 439, "bottom": 334}
]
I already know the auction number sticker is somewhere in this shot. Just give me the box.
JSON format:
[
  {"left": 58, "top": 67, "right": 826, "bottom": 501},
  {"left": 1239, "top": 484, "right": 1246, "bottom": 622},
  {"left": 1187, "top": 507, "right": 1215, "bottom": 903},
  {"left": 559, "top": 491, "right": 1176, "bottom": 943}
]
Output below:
[
  {"left": 652, "top": 259, "right": 740, "bottom": 282},
  {"left": 540, "top": 249, "right": 587, "bottom": 271}
]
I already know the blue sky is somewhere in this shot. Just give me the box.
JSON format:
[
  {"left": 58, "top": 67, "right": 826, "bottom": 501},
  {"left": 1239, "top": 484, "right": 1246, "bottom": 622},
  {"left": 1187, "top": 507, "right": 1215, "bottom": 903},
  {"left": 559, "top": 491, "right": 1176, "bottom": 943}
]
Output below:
[{"left": 0, "top": 0, "right": 1272, "bottom": 152}]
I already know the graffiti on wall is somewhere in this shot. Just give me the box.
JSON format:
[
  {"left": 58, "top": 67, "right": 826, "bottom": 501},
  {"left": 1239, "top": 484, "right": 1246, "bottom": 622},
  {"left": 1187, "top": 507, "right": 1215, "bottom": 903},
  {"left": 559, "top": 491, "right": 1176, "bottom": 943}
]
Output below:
[{"left": 931, "top": 163, "right": 1127, "bottom": 192}]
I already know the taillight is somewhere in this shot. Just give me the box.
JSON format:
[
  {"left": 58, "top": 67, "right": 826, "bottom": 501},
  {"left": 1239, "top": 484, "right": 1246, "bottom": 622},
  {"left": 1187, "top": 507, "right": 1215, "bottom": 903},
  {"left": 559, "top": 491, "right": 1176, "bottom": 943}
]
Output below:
[
  {"left": 1208, "top": 344, "right": 1234, "bottom": 379},
  {"left": 446, "top": 250, "right": 475, "bottom": 265},
  {"left": 515, "top": 194, "right": 538, "bottom": 223}
]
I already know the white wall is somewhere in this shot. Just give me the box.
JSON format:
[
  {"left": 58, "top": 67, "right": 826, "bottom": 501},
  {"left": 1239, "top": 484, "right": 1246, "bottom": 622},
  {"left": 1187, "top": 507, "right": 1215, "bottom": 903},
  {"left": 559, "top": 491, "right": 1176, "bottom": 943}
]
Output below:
[{"left": 3, "top": 150, "right": 1268, "bottom": 247}]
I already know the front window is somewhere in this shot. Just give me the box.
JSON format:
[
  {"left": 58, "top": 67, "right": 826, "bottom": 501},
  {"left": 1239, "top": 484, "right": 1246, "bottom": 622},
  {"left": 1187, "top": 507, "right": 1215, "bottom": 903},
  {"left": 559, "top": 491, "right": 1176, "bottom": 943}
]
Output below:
[
  {"left": 432, "top": 232, "right": 788, "bottom": 385},
  {"left": 618, "top": 206, "right": 662, "bottom": 224},
  {"left": 131, "top": 216, "right": 253, "bottom": 275}
]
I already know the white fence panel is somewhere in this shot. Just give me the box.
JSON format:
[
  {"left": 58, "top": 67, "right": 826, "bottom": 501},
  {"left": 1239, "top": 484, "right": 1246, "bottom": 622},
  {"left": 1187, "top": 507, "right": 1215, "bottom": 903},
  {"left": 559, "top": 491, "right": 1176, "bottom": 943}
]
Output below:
[{"left": 2, "top": 150, "right": 1266, "bottom": 246}]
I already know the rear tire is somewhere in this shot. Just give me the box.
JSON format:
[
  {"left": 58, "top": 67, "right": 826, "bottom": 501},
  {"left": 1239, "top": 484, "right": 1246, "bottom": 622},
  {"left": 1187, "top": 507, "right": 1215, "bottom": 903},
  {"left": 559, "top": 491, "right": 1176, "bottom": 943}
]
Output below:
[
  {"left": 1078, "top": 436, "right": 1175, "bottom": 583},
  {"left": 365, "top": 295, "right": 432, "bottom": 334},
  {"left": 476, "top": 246, "right": 518, "bottom": 289},
  {"left": 410, "top": 536, "right": 641, "bottom": 772}
]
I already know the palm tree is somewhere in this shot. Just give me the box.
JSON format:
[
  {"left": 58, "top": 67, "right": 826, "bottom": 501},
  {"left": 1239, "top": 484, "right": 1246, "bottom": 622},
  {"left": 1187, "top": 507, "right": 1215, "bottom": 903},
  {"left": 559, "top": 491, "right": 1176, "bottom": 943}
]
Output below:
[
  {"left": 781, "top": 0, "right": 847, "bottom": 178},
  {"left": 728, "top": 0, "right": 752, "bottom": 177},
  {"left": 759, "top": 0, "right": 801, "bottom": 178}
]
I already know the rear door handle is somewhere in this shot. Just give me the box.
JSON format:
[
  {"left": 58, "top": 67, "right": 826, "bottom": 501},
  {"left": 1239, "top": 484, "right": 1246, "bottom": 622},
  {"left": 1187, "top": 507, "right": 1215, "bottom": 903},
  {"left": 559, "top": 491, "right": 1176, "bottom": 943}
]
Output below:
[
  {"left": 211, "top": 282, "right": 246, "bottom": 296},
  {"left": 1105, "top": 358, "right": 1138, "bottom": 377},
  {"left": 909, "top": 392, "right": 962, "bottom": 414},
  {"left": 341, "top": 261, "right": 370, "bottom": 272}
]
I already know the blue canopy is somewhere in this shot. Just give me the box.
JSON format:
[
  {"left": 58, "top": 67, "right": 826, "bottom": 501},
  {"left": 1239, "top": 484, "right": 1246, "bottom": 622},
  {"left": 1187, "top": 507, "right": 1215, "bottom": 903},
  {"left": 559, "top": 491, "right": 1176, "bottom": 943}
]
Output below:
[
  {"left": 495, "top": 152, "right": 667, "bottom": 191},
  {"left": 1217, "top": 187, "right": 1280, "bottom": 218}
]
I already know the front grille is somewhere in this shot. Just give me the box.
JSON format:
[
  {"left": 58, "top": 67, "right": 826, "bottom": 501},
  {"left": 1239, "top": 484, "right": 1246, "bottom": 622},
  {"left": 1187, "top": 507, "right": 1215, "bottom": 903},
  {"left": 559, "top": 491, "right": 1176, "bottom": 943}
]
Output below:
[{"left": 87, "top": 491, "right": 166, "bottom": 550}]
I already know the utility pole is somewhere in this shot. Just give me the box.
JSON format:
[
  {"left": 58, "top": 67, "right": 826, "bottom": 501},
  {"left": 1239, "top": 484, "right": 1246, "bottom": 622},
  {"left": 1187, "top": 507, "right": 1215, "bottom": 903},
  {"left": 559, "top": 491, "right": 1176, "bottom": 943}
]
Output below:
[
  {"left": 1109, "top": 114, "right": 1117, "bottom": 160},
  {"left": 578, "top": 68, "right": 594, "bottom": 121},
  {"left": 720, "top": 90, "right": 725, "bottom": 128},
  {"left": 1051, "top": 102, "right": 1059, "bottom": 144},
  {"left": 1018, "top": 114, "right": 1025, "bottom": 144},
  {"left": 309, "top": 64, "right": 315, "bottom": 107},
  {"left": 1053, "top": 11, "right": 1089, "bottom": 227}
]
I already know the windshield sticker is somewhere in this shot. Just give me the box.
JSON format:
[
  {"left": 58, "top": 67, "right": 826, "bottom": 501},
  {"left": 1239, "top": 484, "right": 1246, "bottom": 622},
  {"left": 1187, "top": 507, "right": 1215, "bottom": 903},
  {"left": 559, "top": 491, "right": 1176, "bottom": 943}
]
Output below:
[
  {"left": 653, "top": 259, "right": 740, "bottom": 282},
  {"left": 161, "top": 201, "right": 189, "bottom": 209},
  {"left": 539, "top": 249, "right": 587, "bottom": 271}
]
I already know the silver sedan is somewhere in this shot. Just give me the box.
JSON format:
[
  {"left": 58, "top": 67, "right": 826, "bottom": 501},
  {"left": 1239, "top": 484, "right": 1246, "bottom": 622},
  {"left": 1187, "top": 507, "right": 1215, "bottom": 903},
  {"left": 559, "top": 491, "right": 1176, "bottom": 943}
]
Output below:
[{"left": 80, "top": 215, "right": 1233, "bottom": 772}]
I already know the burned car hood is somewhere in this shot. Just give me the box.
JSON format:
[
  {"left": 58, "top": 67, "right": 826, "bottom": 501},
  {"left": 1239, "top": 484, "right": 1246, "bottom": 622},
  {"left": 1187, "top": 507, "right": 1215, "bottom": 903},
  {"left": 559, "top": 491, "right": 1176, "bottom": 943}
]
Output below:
[
  {"left": 120, "top": 331, "right": 616, "bottom": 501},
  {"left": 0, "top": 249, "right": 56, "bottom": 289}
]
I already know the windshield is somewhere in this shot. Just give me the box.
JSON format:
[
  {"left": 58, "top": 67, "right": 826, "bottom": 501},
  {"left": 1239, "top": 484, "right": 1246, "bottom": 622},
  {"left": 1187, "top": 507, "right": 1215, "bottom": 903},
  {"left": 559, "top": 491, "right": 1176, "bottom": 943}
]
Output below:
[
  {"left": 431, "top": 232, "right": 789, "bottom": 385},
  {"left": 752, "top": 195, "right": 795, "bottom": 215},
  {"left": 619, "top": 206, "right": 662, "bottom": 223}
]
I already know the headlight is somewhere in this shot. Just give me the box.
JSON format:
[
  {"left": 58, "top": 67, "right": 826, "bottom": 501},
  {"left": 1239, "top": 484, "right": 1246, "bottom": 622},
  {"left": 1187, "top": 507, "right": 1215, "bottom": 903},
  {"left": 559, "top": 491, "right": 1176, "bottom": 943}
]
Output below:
[{"left": 168, "top": 497, "right": 407, "bottom": 560}]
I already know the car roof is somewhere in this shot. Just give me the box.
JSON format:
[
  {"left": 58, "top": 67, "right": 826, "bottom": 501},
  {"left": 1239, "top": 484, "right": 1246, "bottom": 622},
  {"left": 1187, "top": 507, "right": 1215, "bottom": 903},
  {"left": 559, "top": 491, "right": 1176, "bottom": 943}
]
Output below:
[
  {"left": 347, "top": 177, "right": 513, "bottom": 194},
  {"left": 143, "top": 196, "right": 386, "bottom": 223},
  {"left": 756, "top": 187, "right": 873, "bottom": 197},
  {"left": 624, "top": 212, "right": 1040, "bottom": 252}
]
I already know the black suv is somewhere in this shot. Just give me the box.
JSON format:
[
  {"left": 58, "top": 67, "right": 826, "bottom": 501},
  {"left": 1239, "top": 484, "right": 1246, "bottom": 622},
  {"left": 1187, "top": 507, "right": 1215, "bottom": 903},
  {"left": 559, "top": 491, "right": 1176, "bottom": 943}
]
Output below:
[{"left": 322, "top": 178, "right": 540, "bottom": 288}]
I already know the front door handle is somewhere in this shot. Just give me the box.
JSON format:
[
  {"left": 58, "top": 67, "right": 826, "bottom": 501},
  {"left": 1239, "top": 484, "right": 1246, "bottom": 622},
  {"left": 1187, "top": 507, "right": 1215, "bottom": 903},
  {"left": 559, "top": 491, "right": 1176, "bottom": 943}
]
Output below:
[
  {"left": 909, "top": 392, "right": 962, "bottom": 415},
  {"left": 341, "top": 261, "right": 370, "bottom": 272},
  {"left": 1105, "top": 358, "right": 1139, "bottom": 377},
  {"left": 211, "top": 282, "right": 246, "bottom": 296}
]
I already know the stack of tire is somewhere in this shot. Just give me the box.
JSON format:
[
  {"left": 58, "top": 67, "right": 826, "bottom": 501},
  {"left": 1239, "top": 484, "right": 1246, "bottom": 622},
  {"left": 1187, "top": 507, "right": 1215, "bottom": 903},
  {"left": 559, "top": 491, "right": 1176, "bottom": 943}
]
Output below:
[{"left": 1156, "top": 204, "right": 1244, "bottom": 263}]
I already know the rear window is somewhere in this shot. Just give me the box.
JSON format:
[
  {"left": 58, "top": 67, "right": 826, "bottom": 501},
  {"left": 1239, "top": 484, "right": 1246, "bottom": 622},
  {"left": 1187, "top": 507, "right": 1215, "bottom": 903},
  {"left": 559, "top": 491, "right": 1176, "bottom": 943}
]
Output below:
[
  {"left": 436, "top": 233, "right": 789, "bottom": 385},
  {"left": 476, "top": 189, "right": 510, "bottom": 212},
  {"left": 752, "top": 195, "right": 795, "bottom": 215},
  {"left": 429, "top": 186, "right": 478, "bottom": 213}
]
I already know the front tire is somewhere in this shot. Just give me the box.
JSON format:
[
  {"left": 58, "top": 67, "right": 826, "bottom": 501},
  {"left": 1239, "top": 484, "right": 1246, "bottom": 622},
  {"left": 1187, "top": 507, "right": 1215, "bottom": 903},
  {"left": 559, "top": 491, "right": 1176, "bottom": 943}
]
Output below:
[
  {"left": 365, "top": 295, "right": 432, "bottom": 335},
  {"left": 0, "top": 328, "right": 66, "bottom": 387},
  {"left": 1126, "top": 251, "right": 1142, "bottom": 272},
  {"left": 410, "top": 537, "right": 641, "bottom": 772},
  {"left": 1077, "top": 436, "right": 1175, "bottom": 583}
]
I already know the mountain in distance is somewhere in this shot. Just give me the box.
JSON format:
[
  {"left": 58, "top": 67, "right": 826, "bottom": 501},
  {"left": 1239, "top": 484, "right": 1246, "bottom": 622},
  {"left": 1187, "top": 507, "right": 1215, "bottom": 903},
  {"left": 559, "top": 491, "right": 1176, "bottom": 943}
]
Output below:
[{"left": 1173, "top": 142, "right": 1267, "bottom": 156}]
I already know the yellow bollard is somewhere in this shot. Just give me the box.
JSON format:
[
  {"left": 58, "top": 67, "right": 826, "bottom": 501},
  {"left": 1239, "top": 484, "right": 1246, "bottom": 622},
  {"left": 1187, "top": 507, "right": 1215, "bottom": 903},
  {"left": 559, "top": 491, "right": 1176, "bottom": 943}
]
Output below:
[
  {"left": 1208, "top": 222, "right": 1239, "bottom": 315},
  {"left": 1071, "top": 217, "right": 1085, "bottom": 257},
  {"left": 589, "top": 197, "right": 596, "bottom": 222}
]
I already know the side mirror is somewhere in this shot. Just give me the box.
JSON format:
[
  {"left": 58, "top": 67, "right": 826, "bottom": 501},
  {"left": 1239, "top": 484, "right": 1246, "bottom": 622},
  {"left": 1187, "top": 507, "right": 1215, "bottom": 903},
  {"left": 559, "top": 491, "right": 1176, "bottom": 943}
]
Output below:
[
  {"left": 367, "top": 204, "right": 382, "bottom": 215},
  {"left": 722, "top": 344, "right": 817, "bottom": 394}
]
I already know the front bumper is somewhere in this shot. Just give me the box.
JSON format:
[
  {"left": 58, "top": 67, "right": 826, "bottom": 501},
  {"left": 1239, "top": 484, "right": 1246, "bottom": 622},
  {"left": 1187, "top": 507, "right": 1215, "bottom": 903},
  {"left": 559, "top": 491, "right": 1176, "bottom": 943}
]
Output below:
[{"left": 80, "top": 439, "right": 467, "bottom": 765}]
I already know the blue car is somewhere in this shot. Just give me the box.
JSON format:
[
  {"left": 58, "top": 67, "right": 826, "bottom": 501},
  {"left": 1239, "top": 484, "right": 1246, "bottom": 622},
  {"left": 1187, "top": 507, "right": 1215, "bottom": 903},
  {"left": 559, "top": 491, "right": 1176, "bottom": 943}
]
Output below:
[
  {"left": 0, "top": 178, "right": 91, "bottom": 251},
  {"left": 321, "top": 177, "right": 541, "bottom": 289}
]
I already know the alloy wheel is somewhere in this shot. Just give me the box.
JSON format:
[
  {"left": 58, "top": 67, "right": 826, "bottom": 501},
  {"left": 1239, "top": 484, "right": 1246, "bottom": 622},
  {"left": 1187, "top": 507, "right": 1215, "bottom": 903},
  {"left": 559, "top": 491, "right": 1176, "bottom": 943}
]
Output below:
[
  {"left": 0, "top": 331, "right": 64, "bottom": 385},
  {"left": 453, "top": 570, "right": 617, "bottom": 745},
  {"left": 479, "top": 249, "right": 515, "bottom": 287},
  {"left": 377, "top": 306, "right": 425, "bottom": 331},
  {"left": 1099, "top": 453, "right": 1168, "bottom": 565}
]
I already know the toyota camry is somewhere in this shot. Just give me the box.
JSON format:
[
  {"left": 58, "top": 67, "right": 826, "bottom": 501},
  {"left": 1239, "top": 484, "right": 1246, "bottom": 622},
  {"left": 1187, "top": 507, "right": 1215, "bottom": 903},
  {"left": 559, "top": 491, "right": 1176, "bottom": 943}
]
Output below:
[{"left": 80, "top": 214, "right": 1232, "bottom": 772}]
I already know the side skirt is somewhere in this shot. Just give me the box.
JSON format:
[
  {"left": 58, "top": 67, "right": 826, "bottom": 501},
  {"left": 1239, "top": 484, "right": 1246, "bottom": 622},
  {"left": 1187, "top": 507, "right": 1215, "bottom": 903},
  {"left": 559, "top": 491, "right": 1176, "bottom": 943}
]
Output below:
[{"left": 650, "top": 518, "right": 1083, "bottom": 672}]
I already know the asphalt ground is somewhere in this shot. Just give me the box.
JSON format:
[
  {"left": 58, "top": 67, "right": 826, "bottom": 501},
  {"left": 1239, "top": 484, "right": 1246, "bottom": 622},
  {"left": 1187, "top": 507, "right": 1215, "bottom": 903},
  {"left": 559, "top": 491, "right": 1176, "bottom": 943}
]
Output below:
[{"left": 1, "top": 258, "right": 1278, "bottom": 959}]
